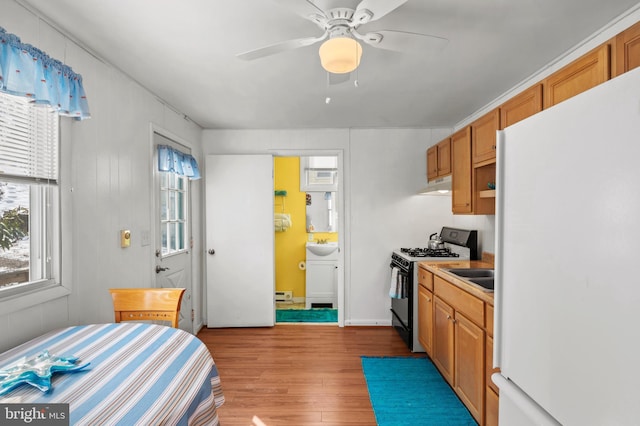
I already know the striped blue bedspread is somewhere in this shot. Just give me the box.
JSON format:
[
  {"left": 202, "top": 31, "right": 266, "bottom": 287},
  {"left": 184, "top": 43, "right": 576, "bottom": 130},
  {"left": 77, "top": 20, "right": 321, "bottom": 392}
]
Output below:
[{"left": 0, "top": 323, "right": 224, "bottom": 425}]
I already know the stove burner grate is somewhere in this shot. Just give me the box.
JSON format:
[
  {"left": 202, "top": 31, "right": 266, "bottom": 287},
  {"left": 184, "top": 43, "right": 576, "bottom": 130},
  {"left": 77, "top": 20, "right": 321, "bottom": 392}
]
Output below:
[{"left": 399, "top": 247, "right": 460, "bottom": 258}]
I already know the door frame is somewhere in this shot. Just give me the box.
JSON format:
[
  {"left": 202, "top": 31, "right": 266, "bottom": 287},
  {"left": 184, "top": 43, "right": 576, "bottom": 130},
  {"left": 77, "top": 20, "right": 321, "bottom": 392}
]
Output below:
[
  {"left": 149, "top": 124, "right": 195, "bottom": 332},
  {"left": 270, "top": 149, "right": 346, "bottom": 327}
]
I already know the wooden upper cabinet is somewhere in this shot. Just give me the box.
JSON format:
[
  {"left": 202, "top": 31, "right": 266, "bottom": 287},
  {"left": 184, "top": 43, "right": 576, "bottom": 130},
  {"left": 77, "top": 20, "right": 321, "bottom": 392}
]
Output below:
[
  {"left": 427, "top": 146, "right": 438, "bottom": 181},
  {"left": 471, "top": 109, "right": 500, "bottom": 166},
  {"left": 451, "top": 127, "right": 472, "bottom": 214},
  {"left": 615, "top": 20, "right": 640, "bottom": 77},
  {"left": 544, "top": 43, "right": 610, "bottom": 108},
  {"left": 427, "top": 138, "right": 452, "bottom": 181},
  {"left": 500, "top": 84, "right": 543, "bottom": 128}
]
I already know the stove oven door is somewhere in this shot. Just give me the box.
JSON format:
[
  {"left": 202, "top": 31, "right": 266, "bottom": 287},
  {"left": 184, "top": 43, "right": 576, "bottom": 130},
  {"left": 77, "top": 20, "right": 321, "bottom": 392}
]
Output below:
[{"left": 390, "top": 266, "right": 412, "bottom": 349}]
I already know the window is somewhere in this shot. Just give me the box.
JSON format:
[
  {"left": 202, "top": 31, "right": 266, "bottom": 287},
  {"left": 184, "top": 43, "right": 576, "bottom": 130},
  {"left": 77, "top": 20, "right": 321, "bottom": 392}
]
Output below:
[
  {"left": 159, "top": 171, "right": 188, "bottom": 256},
  {"left": 0, "top": 91, "right": 60, "bottom": 297}
]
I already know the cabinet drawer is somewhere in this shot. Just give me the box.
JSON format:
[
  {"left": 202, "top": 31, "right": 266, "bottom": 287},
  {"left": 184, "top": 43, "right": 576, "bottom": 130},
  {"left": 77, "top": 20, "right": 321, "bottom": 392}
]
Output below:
[
  {"left": 418, "top": 266, "right": 433, "bottom": 291},
  {"left": 434, "top": 276, "right": 484, "bottom": 326}
]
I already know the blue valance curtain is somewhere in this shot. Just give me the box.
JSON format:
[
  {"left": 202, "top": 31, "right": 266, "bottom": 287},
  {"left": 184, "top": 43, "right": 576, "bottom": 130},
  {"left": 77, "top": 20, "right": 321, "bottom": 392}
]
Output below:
[
  {"left": 0, "top": 26, "right": 90, "bottom": 119},
  {"left": 157, "top": 145, "right": 201, "bottom": 180}
]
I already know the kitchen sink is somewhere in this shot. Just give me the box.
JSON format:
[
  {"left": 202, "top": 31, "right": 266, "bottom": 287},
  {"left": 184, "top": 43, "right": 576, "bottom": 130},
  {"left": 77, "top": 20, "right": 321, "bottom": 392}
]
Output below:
[
  {"left": 445, "top": 268, "right": 494, "bottom": 278},
  {"left": 444, "top": 268, "right": 495, "bottom": 291},
  {"left": 467, "top": 277, "right": 494, "bottom": 291}
]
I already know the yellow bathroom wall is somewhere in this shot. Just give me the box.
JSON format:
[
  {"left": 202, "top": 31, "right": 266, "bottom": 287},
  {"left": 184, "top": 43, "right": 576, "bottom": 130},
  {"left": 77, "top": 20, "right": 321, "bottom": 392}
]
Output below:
[{"left": 274, "top": 157, "right": 307, "bottom": 298}]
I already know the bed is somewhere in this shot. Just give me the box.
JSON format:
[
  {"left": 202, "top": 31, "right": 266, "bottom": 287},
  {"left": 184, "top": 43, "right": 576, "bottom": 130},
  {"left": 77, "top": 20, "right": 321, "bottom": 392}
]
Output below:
[{"left": 0, "top": 323, "right": 224, "bottom": 425}]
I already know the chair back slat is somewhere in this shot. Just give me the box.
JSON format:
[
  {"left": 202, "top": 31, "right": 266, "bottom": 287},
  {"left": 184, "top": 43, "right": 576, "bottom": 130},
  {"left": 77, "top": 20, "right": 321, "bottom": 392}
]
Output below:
[{"left": 109, "top": 288, "right": 185, "bottom": 328}]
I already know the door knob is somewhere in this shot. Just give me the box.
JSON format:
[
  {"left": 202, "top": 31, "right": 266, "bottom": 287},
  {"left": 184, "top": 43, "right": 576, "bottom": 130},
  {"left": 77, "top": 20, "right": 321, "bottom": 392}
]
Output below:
[
  {"left": 155, "top": 265, "right": 169, "bottom": 273},
  {"left": 208, "top": 249, "right": 215, "bottom": 255}
]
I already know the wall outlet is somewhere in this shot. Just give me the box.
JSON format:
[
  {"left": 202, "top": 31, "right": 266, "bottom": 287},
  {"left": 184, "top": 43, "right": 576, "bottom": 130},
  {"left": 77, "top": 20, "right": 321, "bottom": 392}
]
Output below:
[{"left": 308, "top": 233, "right": 314, "bottom": 241}]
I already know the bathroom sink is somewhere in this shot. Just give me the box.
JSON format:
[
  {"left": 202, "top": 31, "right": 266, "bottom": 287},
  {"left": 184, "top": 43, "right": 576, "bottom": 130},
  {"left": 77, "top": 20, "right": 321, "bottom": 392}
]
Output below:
[
  {"left": 445, "top": 268, "right": 495, "bottom": 278},
  {"left": 306, "top": 242, "right": 339, "bottom": 256}
]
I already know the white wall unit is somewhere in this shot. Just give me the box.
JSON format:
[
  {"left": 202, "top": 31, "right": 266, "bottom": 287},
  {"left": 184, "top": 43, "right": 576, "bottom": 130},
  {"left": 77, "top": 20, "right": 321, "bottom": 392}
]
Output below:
[
  {"left": 305, "top": 244, "right": 339, "bottom": 309},
  {"left": 0, "top": 1, "right": 203, "bottom": 352}
]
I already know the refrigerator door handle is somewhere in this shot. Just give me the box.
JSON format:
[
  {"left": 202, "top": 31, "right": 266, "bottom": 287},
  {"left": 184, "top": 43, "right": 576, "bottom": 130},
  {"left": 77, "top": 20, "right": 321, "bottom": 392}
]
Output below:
[
  {"left": 492, "top": 374, "right": 562, "bottom": 426},
  {"left": 493, "top": 130, "right": 506, "bottom": 368}
]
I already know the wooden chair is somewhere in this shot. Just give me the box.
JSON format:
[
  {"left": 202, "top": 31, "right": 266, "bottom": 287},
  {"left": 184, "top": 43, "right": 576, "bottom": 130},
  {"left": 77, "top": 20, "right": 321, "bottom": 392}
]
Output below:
[{"left": 109, "top": 288, "right": 185, "bottom": 328}]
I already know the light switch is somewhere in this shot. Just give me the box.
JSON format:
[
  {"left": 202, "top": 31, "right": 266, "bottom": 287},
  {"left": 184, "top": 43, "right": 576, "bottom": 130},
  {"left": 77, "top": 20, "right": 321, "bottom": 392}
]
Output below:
[
  {"left": 141, "top": 230, "right": 150, "bottom": 247},
  {"left": 120, "top": 230, "right": 131, "bottom": 248}
]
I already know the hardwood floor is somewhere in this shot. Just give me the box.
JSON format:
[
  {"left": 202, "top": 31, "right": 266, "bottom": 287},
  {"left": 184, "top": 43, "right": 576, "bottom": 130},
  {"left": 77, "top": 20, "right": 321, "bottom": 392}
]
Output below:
[{"left": 197, "top": 324, "right": 420, "bottom": 426}]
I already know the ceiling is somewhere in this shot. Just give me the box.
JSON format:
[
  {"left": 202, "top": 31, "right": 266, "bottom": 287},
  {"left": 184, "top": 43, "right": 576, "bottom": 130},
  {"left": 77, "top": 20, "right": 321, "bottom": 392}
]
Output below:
[{"left": 22, "top": 0, "right": 640, "bottom": 129}]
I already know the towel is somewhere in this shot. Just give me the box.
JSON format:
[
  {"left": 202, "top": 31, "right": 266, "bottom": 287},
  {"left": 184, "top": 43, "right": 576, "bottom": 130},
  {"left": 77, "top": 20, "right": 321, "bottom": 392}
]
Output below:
[
  {"left": 274, "top": 213, "right": 292, "bottom": 232},
  {"left": 389, "top": 267, "right": 407, "bottom": 299}
]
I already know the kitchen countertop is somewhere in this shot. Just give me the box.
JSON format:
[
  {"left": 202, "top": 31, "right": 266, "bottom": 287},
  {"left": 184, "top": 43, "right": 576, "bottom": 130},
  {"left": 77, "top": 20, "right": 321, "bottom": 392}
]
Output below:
[{"left": 418, "top": 260, "right": 495, "bottom": 305}]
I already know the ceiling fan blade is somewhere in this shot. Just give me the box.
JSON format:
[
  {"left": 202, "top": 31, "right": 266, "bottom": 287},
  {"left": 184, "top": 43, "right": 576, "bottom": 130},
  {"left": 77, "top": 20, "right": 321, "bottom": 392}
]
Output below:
[
  {"left": 270, "top": 0, "right": 327, "bottom": 21},
  {"left": 354, "top": 0, "right": 408, "bottom": 23},
  {"left": 328, "top": 72, "right": 350, "bottom": 86},
  {"left": 359, "top": 30, "right": 448, "bottom": 53},
  {"left": 237, "top": 34, "right": 328, "bottom": 61}
]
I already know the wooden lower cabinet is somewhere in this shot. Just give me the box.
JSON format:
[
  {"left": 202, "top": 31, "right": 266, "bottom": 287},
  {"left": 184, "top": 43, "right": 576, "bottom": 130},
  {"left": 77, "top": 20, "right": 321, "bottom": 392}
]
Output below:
[
  {"left": 485, "top": 335, "right": 500, "bottom": 426},
  {"left": 426, "top": 273, "right": 496, "bottom": 426},
  {"left": 485, "top": 387, "right": 499, "bottom": 426},
  {"left": 433, "top": 296, "right": 455, "bottom": 385},
  {"left": 417, "top": 284, "right": 434, "bottom": 356},
  {"left": 454, "top": 312, "right": 485, "bottom": 424}
]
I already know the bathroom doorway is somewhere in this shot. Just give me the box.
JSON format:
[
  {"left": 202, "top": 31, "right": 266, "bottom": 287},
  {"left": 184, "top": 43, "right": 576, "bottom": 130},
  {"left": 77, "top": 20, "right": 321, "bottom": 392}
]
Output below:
[{"left": 272, "top": 151, "right": 344, "bottom": 325}]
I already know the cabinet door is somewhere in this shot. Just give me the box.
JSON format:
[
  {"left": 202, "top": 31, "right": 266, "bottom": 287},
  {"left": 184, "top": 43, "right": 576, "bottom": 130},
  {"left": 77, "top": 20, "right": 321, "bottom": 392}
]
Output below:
[
  {"left": 500, "top": 84, "right": 543, "bottom": 128},
  {"left": 427, "top": 146, "right": 438, "bottom": 181},
  {"left": 451, "top": 127, "right": 472, "bottom": 214},
  {"left": 486, "top": 335, "right": 500, "bottom": 394},
  {"left": 454, "top": 312, "right": 485, "bottom": 424},
  {"left": 544, "top": 43, "right": 610, "bottom": 108},
  {"left": 485, "top": 387, "right": 499, "bottom": 426},
  {"left": 471, "top": 109, "right": 500, "bottom": 166},
  {"left": 418, "top": 285, "right": 434, "bottom": 356},
  {"left": 427, "top": 138, "right": 452, "bottom": 181},
  {"left": 615, "top": 20, "right": 640, "bottom": 77},
  {"left": 433, "top": 296, "right": 455, "bottom": 385},
  {"left": 437, "top": 138, "right": 452, "bottom": 176},
  {"left": 305, "top": 262, "right": 337, "bottom": 308}
]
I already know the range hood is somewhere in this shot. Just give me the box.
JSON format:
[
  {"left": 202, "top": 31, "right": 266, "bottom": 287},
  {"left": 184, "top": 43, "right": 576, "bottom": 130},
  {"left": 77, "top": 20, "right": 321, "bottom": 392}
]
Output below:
[{"left": 418, "top": 175, "right": 452, "bottom": 195}]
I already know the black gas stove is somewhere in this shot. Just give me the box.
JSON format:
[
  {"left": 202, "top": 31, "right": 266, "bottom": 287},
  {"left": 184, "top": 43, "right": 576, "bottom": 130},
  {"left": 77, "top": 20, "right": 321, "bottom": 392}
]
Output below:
[{"left": 390, "top": 227, "right": 478, "bottom": 352}]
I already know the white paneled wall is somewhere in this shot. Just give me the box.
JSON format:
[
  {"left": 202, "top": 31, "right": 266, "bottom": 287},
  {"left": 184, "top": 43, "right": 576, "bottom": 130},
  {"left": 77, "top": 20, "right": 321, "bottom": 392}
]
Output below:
[
  {"left": 200, "top": 128, "right": 493, "bottom": 326},
  {"left": 0, "top": 2, "right": 203, "bottom": 352}
]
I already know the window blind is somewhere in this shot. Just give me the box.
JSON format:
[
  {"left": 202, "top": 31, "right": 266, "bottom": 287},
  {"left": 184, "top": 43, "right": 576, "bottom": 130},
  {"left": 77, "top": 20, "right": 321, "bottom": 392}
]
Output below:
[{"left": 0, "top": 92, "right": 59, "bottom": 183}]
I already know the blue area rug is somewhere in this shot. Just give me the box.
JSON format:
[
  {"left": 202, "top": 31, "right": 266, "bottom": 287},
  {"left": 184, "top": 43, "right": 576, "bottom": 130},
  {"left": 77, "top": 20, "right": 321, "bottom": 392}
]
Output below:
[
  {"left": 361, "top": 356, "right": 477, "bottom": 426},
  {"left": 276, "top": 309, "right": 337, "bottom": 323}
]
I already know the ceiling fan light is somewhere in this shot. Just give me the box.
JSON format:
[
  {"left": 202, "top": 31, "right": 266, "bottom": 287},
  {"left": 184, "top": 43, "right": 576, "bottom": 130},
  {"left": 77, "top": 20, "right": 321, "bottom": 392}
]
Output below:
[{"left": 319, "top": 37, "right": 363, "bottom": 74}]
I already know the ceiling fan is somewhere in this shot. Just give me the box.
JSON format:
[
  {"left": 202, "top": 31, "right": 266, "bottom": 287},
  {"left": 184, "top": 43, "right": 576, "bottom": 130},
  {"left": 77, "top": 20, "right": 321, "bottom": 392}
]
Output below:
[{"left": 237, "top": 0, "right": 448, "bottom": 83}]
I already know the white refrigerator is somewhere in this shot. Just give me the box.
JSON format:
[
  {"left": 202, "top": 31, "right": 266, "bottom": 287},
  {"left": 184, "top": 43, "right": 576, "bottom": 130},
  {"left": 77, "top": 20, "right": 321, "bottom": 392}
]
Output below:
[{"left": 493, "top": 66, "right": 640, "bottom": 425}]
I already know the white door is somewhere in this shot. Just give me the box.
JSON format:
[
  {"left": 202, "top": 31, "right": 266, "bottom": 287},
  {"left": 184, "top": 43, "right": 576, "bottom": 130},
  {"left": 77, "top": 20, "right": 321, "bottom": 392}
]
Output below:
[
  {"left": 206, "top": 155, "right": 274, "bottom": 327},
  {"left": 154, "top": 132, "right": 193, "bottom": 332}
]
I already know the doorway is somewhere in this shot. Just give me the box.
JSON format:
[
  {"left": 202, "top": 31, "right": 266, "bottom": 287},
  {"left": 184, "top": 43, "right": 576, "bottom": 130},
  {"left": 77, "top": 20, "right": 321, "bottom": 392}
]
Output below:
[
  {"left": 273, "top": 153, "right": 343, "bottom": 324},
  {"left": 152, "top": 130, "right": 194, "bottom": 333}
]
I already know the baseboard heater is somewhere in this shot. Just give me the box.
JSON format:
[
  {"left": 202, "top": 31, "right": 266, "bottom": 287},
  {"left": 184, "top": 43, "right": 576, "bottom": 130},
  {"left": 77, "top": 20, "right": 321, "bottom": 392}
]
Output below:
[{"left": 275, "top": 291, "right": 293, "bottom": 302}]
